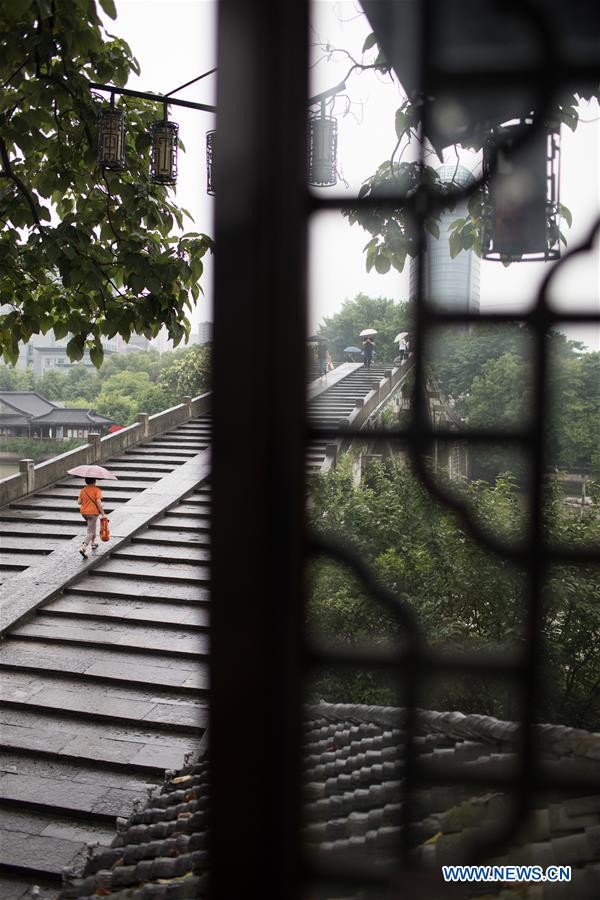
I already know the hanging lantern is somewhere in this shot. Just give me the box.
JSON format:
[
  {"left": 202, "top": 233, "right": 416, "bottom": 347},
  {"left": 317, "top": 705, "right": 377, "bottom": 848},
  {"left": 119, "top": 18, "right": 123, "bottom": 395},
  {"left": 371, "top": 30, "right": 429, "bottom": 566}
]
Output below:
[
  {"left": 150, "top": 106, "right": 179, "bottom": 185},
  {"left": 97, "top": 96, "right": 125, "bottom": 171},
  {"left": 206, "top": 130, "right": 215, "bottom": 196},
  {"left": 308, "top": 106, "right": 338, "bottom": 187},
  {"left": 482, "top": 119, "right": 561, "bottom": 262}
]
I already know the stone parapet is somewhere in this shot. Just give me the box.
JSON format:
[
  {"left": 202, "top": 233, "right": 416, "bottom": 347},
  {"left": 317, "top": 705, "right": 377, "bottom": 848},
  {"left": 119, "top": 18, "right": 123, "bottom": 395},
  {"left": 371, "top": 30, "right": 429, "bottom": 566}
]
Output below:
[{"left": 0, "top": 391, "right": 212, "bottom": 507}]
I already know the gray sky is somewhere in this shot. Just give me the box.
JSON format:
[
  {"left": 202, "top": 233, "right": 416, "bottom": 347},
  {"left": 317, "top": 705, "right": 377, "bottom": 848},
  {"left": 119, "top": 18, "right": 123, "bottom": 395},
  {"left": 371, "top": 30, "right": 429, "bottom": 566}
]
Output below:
[{"left": 112, "top": 0, "right": 600, "bottom": 349}]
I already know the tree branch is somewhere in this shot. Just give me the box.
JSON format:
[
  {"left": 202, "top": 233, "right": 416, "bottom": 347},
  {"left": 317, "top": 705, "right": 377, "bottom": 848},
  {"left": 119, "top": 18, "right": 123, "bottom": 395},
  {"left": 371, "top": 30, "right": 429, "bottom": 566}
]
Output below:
[
  {"left": 0, "top": 137, "right": 45, "bottom": 231},
  {"left": 101, "top": 173, "right": 123, "bottom": 244},
  {"left": 1, "top": 58, "right": 32, "bottom": 90}
]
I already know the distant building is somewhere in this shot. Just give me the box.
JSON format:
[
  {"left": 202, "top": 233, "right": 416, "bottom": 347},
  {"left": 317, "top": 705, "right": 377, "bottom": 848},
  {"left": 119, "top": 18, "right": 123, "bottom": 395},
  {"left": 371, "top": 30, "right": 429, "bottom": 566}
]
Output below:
[
  {"left": 150, "top": 328, "right": 169, "bottom": 354},
  {"left": 409, "top": 164, "right": 480, "bottom": 322},
  {"left": 0, "top": 391, "right": 113, "bottom": 440},
  {"left": 2, "top": 314, "right": 154, "bottom": 374},
  {"left": 196, "top": 321, "right": 213, "bottom": 345},
  {"left": 13, "top": 330, "right": 119, "bottom": 376}
]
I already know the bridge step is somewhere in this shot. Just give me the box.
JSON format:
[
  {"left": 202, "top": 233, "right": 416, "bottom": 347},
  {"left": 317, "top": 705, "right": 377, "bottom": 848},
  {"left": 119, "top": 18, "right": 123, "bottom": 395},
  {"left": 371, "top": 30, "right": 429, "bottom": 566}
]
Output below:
[
  {"left": 119, "top": 453, "right": 192, "bottom": 465},
  {"left": 0, "top": 535, "right": 77, "bottom": 551},
  {"left": 105, "top": 460, "right": 176, "bottom": 473},
  {"left": 0, "top": 638, "right": 208, "bottom": 692},
  {"left": 10, "top": 498, "right": 120, "bottom": 513},
  {"left": 182, "top": 493, "right": 211, "bottom": 505},
  {"left": 58, "top": 479, "right": 155, "bottom": 491},
  {"left": 0, "top": 706, "right": 201, "bottom": 771},
  {"left": 0, "top": 670, "right": 206, "bottom": 734},
  {"left": 0, "top": 510, "right": 93, "bottom": 525},
  {"left": 68, "top": 574, "right": 208, "bottom": 602},
  {"left": 133, "top": 446, "right": 199, "bottom": 456},
  {"left": 95, "top": 557, "right": 209, "bottom": 583},
  {"left": 140, "top": 527, "right": 211, "bottom": 546},
  {"left": 165, "top": 504, "right": 211, "bottom": 518},
  {"left": 12, "top": 614, "right": 210, "bottom": 658},
  {"left": 33, "top": 487, "right": 144, "bottom": 500},
  {"left": 43, "top": 595, "right": 209, "bottom": 628},
  {"left": 0, "top": 551, "right": 52, "bottom": 569},
  {"left": 114, "top": 542, "right": 210, "bottom": 563},
  {"left": 151, "top": 516, "right": 209, "bottom": 531}
]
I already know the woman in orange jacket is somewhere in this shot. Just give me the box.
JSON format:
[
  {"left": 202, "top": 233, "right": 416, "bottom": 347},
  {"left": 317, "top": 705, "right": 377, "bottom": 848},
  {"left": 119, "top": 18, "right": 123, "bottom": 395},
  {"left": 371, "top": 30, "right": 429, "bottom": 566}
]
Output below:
[{"left": 78, "top": 477, "right": 105, "bottom": 558}]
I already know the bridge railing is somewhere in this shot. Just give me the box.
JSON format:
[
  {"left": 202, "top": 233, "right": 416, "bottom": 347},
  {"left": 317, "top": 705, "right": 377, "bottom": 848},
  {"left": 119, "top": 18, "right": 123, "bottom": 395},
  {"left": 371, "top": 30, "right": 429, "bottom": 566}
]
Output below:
[
  {"left": 322, "top": 362, "right": 412, "bottom": 473},
  {"left": 0, "top": 391, "right": 211, "bottom": 507}
]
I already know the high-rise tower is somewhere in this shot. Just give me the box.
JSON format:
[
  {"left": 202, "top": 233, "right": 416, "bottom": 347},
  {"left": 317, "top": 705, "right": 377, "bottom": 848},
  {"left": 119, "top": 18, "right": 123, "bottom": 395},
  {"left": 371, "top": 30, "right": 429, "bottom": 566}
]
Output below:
[{"left": 409, "top": 164, "right": 480, "bottom": 319}]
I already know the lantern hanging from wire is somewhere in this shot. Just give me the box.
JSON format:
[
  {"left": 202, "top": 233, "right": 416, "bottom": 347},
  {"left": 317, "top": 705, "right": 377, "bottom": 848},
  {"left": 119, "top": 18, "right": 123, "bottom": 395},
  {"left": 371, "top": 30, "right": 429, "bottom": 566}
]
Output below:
[
  {"left": 308, "top": 101, "right": 338, "bottom": 187},
  {"left": 97, "top": 95, "right": 125, "bottom": 171},
  {"left": 150, "top": 104, "right": 179, "bottom": 185},
  {"left": 482, "top": 118, "right": 561, "bottom": 262},
  {"left": 206, "top": 130, "right": 215, "bottom": 196}
]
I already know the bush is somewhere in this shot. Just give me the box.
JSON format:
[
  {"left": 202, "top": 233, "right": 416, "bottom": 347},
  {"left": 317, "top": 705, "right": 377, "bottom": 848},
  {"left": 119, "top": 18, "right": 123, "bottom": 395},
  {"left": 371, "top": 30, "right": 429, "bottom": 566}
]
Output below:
[{"left": 1, "top": 436, "right": 85, "bottom": 462}]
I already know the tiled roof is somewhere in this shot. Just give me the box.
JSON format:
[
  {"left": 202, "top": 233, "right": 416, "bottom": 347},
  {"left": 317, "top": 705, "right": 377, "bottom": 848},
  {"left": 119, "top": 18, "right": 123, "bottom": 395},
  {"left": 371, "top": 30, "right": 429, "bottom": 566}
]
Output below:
[
  {"left": 61, "top": 703, "right": 600, "bottom": 899},
  {"left": 34, "top": 408, "right": 113, "bottom": 425},
  {"left": 0, "top": 413, "right": 30, "bottom": 426},
  {"left": 60, "top": 753, "right": 209, "bottom": 900},
  {"left": 0, "top": 392, "right": 112, "bottom": 427},
  {"left": 0, "top": 391, "right": 57, "bottom": 417}
]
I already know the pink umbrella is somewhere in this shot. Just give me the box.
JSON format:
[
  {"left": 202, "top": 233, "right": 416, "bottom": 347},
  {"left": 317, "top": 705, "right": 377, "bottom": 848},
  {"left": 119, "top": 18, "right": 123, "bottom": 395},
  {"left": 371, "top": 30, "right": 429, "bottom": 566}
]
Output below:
[{"left": 67, "top": 464, "right": 118, "bottom": 480}]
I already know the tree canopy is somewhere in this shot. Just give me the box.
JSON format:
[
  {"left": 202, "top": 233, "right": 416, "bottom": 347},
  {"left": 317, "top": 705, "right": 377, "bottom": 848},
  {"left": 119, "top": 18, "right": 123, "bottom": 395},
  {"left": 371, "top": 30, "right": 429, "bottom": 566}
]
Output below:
[
  {"left": 425, "top": 325, "right": 599, "bottom": 480},
  {"left": 0, "top": 0, "right": 212, "bottom": 367},
  {"left": 308, "top": 456, "right": 600, "bottom": 731},
  {"left": 333, "top": 29, "right": 596, "bottom": 273},
  {"left": 317, "top": 293, "right": 410, "bottom": 363},
  {"left": 0, "top": 343, "right": 211, "bottom": 425}
]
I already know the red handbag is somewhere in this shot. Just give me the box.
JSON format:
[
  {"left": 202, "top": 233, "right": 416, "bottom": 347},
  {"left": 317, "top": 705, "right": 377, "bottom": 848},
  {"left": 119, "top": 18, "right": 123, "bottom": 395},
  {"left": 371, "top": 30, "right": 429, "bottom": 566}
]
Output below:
[{"left": 100, "top": 516, "right": 110, "bottom": 542}]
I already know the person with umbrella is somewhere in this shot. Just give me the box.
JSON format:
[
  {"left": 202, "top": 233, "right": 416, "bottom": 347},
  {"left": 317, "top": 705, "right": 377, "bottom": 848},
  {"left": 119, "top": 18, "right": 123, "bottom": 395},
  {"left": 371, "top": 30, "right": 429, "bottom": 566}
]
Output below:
[
  {"left": 394, "top": 331, "right": 409, "bottom": 363},
  {"left": 360, "top": 328, "right": 377, "bottom": 369},
  {"left": 68, "top": 464, "right": 116, "bottom": 558},
  {"left": 318, "top": 340, "right": 329, "bottom": 379}
]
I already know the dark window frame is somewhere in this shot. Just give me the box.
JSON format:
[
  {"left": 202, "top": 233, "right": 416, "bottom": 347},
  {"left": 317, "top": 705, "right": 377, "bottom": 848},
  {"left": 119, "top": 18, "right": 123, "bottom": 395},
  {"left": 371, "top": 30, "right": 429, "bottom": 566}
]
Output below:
[{"left": 209, "top": 2, "right": 600, "bottom": 897}]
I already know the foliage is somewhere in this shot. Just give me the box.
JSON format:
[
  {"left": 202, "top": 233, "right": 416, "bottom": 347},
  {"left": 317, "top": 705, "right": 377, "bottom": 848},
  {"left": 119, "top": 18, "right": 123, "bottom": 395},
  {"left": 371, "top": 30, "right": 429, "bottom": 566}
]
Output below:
[
  {"left": 0, "top": 343, "right": 211, "bottom": 425},
  {"left": 339, "top": 30, "right": 598, "bottom": 272},
  {"left": 0, "top": 1, "right": 213, "bottom": 366},
  {"left": 343, "top": 162, "right": 441, "bottom": 276},
  {"left": 430, "top": 324, "right": 531, "bottom": 397},
  {"left": 308, "top": 456, "right": 600, "bottom": 730},
  {"left": 158, "top": 344, "right": 211, "bottom": 403},
  {"left": 1, "top": 435, "right": 84, "bottom": 462},
  {"left": 426, "top": 326, "right": 598, "bottom": 480},
  {"left": 463, "top": 353, "right": 530, "bottom": 428},
  {"left": 317, "top": 293, "right": 410, "bottom": 363},
  {"left": 546, "top": 351, "right": 600, "bottom": 471}
]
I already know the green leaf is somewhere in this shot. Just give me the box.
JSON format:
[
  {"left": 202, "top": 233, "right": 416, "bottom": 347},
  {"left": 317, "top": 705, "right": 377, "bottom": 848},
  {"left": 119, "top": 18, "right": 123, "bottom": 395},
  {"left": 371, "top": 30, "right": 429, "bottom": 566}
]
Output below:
[
  {"left": 449, "top": 231, "right": 462, "bottom": 259},
  {"left": 560, "top": 204, "right": 573, "bottom": 229},
  {"left": 362, "top": 32, "right": 377, "bottom": 53},
  {"left": 4, "top": 0, "right": 34, "bottom": 19},
  {"left": 99, "top": 0, "right": 118, "bottom": 19},
  {"left": 66, "top": 334, "right": 85, "bottom": 362},
  {"left": 89, "top": 342, "right": 104, "bottom": 368},
  {"left": 425, "top": 220, "right": 440, "bottom": 240},
  {"left": 374, "top": 254, "right": 391, "bottom": 274},
  {"left": 394, "top": 109, "right": 407, "bottom": 140}
]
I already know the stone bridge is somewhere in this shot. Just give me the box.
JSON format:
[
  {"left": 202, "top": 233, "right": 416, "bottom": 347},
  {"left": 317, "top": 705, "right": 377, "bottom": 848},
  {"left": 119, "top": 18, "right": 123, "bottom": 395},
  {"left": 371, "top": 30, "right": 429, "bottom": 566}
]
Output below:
[{"left": 0, "top": 362, "right": 416, "bottom": 898}]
